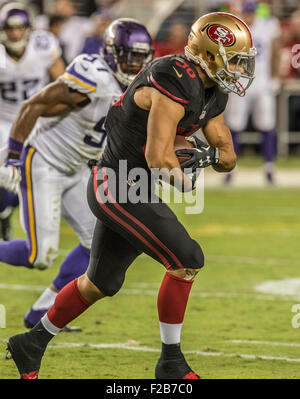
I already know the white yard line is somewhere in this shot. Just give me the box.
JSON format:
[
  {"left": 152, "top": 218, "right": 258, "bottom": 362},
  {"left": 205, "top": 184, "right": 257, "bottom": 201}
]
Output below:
[
  {"left": 255, "top": 278, "right": 300, "bottom": 297},
  {"left": 204, "top": 169, "right": 300, "bottom": 188},
  {"left": 58, "top": 249, "right": 299, "bottom": 267},
  {"left": 58, "top": 250, "right": 299, "bottom": 266},
  {"left": 121, "top": 288, "right": 282, "bottom": 301},
  {"left": 227, "top": 339, "right": 300, "bottom": 348},
  {"left": 205, "top": 206, "right": 300, "bottom": 216},
  {"left": 0, "top": 283, "right": 46, "bottom": 292},
  {"left": 0, "top": 282, "right": 286, "bottom": 301},
  {"left": 207, "top": 254, "right": 300, "bottom": 266},
  {"left": 2, "top": 340, "right": 300, "bottom": 364},
  {"left": 42, "top": 342, "right": 300, "bottom": 363}
]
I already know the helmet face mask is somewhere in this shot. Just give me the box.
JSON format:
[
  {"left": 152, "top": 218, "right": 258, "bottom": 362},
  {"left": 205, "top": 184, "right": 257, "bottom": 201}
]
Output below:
[
  {"left": 102, "top": 18, "right": 154, "bottom": 86},
  {"left": 185, "top": 12, "right": 257, "bottom": 96},
  {"left": 0, "top": 2, "right": 31, "bottom": 57},
  {"left": 214, "top": 43, "right": 256, "bottom": 96}
]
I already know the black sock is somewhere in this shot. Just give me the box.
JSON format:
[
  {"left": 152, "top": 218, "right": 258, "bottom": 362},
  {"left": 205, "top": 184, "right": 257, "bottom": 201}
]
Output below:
[
  {"left": 27, "top": 321, "right": 55, "bottom": 349},
  {"left": 160, "top": 343, "right": 184, "bottom": 360}
]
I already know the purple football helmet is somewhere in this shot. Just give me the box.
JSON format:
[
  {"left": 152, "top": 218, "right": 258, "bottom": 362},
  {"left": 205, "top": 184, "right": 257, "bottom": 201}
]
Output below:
[
  {"left": 102, "top": 18, "right": 153, "bottom": 86},
  {"left": 0, "top": 2, "right": 31, "bottom": 56}
]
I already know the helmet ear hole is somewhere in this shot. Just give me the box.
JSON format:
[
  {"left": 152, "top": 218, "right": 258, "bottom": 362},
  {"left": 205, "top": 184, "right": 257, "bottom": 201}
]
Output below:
[{"left": 206, "top": 51, "right": 215, "bottom": 62}]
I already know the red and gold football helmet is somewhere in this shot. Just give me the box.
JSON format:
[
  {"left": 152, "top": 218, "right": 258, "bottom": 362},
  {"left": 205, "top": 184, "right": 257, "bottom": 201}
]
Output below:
[{"left": 185, "top": 12, "right": 257, "bottom": 96}]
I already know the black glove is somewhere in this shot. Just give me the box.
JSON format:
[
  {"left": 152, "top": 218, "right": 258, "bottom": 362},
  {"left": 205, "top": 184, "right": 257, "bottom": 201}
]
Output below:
[{"left": 175, "top": 136, "right": 219, "bottom": 172}]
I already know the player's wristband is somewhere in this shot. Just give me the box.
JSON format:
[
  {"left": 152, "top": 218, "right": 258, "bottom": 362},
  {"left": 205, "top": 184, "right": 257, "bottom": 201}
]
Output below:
[
  {"left": 6, "top": 138, "right": 24, "bottom": 167},
  {"left": 8, "top": 138, "right": 24, "bottom": 154}
]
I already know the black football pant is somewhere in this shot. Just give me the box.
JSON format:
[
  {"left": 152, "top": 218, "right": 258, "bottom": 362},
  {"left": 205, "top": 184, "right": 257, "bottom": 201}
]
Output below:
[{"left": 86, "top": 165, "right": 204, "bottom": 297}]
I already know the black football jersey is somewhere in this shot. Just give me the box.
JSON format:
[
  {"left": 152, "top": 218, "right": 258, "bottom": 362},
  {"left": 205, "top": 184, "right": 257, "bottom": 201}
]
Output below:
[{"left": 101, "top": 55, "right": 228, "bottom": 170}]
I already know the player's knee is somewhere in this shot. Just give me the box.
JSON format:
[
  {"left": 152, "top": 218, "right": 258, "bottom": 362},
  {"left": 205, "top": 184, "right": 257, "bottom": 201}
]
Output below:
[
  {"left": 193, "top": 241, "right": 205, "bottom": 268},
  {"left": 77, "top": 274, "right": 105, "bottom": 303},
  {"left": 100, "top": 274, "right": 125, "bottom": 297},
  {"left": 182, "top": 240, "right": 205, "bottom": 270},
  {"left": 90, "top": 273, "right": 125, "bottom": 298},
  {"left": 32, "top": 246, "right": 59, "bottom": 270}
]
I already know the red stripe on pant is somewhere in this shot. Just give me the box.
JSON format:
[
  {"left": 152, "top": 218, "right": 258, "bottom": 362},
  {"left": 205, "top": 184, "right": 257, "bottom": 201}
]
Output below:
[
  {"left": 96, "top": 166, "right": 183, "bottom": 270},
  {"left": 93, "top": 166, "right": 172, "bottom": 269}
]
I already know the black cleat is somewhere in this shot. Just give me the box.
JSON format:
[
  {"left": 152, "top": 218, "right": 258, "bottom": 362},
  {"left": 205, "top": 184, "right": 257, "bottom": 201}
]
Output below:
[
  {"left": 0, "top": 216, "right": 12, "bottom": 241},
  {"left": 7, "top": 333, "right": 45, "bottom": 379},
  {"left": 155, "top": 343, "right": 201, "bottom": 379},
  {"left": 266, "top": 171, "right": 275, "bottom": 185},
  {"left": 223, "top": 172, "right": 233, "bottom": 185}
]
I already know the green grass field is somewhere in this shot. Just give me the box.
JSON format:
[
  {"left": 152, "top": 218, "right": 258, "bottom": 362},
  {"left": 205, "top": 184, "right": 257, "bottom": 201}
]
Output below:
[{"left": 1, "top": 184, "right": 300, "bottom": 379}]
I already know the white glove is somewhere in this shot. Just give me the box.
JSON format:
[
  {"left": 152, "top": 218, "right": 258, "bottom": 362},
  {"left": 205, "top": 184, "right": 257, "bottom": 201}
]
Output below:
[{"left": 0, "top": 165, "right": 21, "bottom": 193}]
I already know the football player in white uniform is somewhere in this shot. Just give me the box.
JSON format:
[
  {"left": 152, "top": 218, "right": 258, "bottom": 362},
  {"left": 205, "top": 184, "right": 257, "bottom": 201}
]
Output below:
[
  {"left": 0, "top": 2, "right": 65, "bottom": 239},
  {"left": 225, "top": 2, "right": 281, "bottom": 184},
  {"left": 0, "top": 18, "right": 153, "bottom": 330}
]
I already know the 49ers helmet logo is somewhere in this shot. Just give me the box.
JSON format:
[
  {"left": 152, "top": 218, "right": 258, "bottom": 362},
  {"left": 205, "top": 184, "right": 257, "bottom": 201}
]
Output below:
[{"left": 207, "top": 25, "right": 235, "bottom": 46}]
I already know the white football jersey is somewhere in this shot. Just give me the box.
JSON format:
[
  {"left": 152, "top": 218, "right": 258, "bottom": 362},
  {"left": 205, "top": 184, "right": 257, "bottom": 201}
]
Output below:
[
  {"left": 249, "top": 17, "right": 281, "bottom": 90},
  {"left": 0, "top": 30, "right": 61, "bottom": 124},
  {"left": 29, "top": 54, "right": 122, "bottom": 174}
]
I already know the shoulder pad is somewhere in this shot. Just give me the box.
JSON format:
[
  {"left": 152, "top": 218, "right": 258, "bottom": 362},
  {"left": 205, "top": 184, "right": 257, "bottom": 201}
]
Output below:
[
  {"left": 60, "top": 54, "right": 113, "bottom": 96},
  {"left": 148, "top": 56, "right": 199, "bottom": 106}
]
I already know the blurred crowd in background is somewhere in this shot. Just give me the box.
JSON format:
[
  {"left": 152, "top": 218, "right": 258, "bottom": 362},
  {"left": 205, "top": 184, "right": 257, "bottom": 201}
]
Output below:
[{"left": 1, "top": 0, "right": 300, "bottom": 158}]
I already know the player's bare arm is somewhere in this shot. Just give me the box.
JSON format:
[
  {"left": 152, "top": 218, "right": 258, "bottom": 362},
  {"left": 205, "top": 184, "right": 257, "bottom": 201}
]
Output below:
[
  {"left": 135, "top": 87, "right": 194, "bottom": 191},
  {"left": 48, "top": 57, "right": 66, "bottom": 80},
  {"left": 202, "top": 112, "right": 237, "bottom": 172},
  {"left": 10, "top": 81, "right": 88, "bottom": 144}
]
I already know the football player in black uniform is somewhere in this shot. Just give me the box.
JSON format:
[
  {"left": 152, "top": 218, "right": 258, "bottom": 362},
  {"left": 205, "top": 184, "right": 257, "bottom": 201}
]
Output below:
[{"left": 7, "top": 13, "right": 256, "bottom": 379}]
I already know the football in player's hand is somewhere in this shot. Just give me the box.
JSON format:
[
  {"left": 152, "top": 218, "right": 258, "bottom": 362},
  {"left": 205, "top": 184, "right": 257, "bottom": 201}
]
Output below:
[{"left": 174, "top": 135, "right": 195, "bottom": 164}]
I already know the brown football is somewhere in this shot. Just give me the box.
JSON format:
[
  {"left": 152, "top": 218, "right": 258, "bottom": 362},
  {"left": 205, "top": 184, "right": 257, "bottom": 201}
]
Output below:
[{"left": 174, "top": 135, "right": 195, "bottom": 164}]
